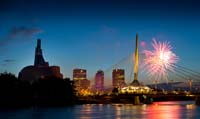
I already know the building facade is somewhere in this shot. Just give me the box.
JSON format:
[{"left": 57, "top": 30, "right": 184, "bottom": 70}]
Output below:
[
  {"left": 112, "top": 69, "right": 126, "bottom": 88},
  {"left": 73, "top": 68, "right": 90, "bottom": 91},
  {"left": 95, "top": 70, "right": 104, "bottom": 91}
]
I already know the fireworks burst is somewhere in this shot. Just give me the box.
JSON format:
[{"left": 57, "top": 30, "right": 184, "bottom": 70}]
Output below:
[{"left": 143, "top": 39, "right": 179, "bottom": 81}]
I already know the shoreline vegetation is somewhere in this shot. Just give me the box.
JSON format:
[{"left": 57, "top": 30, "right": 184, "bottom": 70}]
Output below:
[
  {"left": 0, "top": 72, "right": 75, "bottom": 108},
  {"left": 0, "top": 72, "right": 196, "bottom": 108}
]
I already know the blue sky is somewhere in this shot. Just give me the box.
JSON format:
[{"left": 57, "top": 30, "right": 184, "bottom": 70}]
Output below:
[{"left": 0, "top": 0, "right": 200, "bottom": 82}]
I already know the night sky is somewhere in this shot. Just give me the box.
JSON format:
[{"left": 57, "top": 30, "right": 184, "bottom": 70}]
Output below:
[{"left": 1, "top": 0, "right": 200, "bottom": 81}]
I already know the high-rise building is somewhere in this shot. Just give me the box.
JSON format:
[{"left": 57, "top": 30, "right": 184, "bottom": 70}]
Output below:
[
  {"left": 19, "top": 39, "right": 63, "bottom": 82},
  {"left": 73, "top": 69, "right": 90, "bottom": 91},
  {"left": 73, "top": 69, "right": 87, "bottom": 81},
  {"left": 95, "top": 70, "right": 104, "bottom": 91},
  {"left": 112, "top": 69, "right": 126, "bottom": 88}
]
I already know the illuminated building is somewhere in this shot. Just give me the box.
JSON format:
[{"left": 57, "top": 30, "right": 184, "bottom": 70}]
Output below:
[
  {"left": 73, "top": 68, "right": 90, "bottom": 91},
  {"left": 18, "top": 39, "right": 63, "bottom": 82},
  {"left": 112, "top": 69, "right": 126, "bottom": 88},
  {"left": 73, "top": 69, "right": 86, "bottom": 81},
  {"left": 95, "top": 70, "right": 104, "bottom": 91},
  {"left": 120, "top": 86, "right": 152, "bottom": 94}
]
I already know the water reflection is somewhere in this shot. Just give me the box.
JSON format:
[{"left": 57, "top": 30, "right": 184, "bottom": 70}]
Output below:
[
  {"left": 0, "top": 101, "right": 199, "bottom": 119},
  {"left": 146, "top": 104, "right": 181, "bottom": 119}
]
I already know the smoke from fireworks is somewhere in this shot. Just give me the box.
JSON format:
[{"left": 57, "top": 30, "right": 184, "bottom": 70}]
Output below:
[{"left": 143, "top": 39, "right": 179, "bottom": 81}]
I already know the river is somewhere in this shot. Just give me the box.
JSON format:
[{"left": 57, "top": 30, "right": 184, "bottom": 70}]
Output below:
[{"left": 0, "top": 101, "right": 199, "bottom": 119}]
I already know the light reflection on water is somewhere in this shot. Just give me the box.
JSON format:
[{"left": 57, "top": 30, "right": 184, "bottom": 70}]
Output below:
[{"left": 0, "top": 101, "right": 199, "bottom": 119}]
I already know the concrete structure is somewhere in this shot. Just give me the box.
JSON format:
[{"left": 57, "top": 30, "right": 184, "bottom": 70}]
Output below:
[
  {"left": 95, "top": 70, "right": 104, "bottom": 91},
  {"left": 131, "top": 34, "right": 140, "bottom": 85},
  {"left": 18, "top": 39, "right": 63, "bottom": 82},
  {"left": 112, "top": 69, "right": 126, "bottom": 88},
  {"left": 73, "top": 68, "right": 90, "bottom": 91},
  {"left": 34, "top": 39, "right": 49, "bottom": 67}
]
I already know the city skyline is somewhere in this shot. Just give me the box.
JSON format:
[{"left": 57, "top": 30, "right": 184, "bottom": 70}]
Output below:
[{"left": 1, "top": 0, "right": 200, "bottom": 82}]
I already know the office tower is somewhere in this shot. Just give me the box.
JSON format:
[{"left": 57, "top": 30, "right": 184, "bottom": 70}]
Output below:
[
  {"left": 95, "top": 70, "right": 104, "bottom": 90},
  {"left": 112, "top": 69, "right": 126, "bottom": 88}
]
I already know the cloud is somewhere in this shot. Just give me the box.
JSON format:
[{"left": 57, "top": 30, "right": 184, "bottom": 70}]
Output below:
[
  {"left": 9, "top": 26, "right": 42, "bottom": 38},
  {"left": 1, "top": 59, "right": 16, "bottom": 66},
  {"left": 0, "top": 26, "right": 43, "bottom": 46},
  {"left": 3, "top": 59, "right": 15, "bottom": 63}
]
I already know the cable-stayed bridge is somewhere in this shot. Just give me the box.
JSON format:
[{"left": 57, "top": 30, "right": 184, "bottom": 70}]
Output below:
[
  {"left": 104, "top": 53, "right": 200, "bottom": 91},
  {"left": 79, "top": 34, "right": 200, "bottom": 104},
  {"left": 103, "top": 34, "right": 200, "bottom": 94}
]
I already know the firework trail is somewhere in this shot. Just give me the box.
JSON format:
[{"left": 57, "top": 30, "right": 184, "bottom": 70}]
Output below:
[{"left": 142, "top": 39, "right": 179, "bottom": 82}]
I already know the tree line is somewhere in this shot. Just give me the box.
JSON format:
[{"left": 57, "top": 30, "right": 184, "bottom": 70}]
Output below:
[{"left": 0, "top": 72, "right": 76, "bottom": 107}]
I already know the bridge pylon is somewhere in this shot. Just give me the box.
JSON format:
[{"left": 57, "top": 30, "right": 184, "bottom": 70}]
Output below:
[{"left": 131, "top": 34, "right": 140, "bottom": 86}]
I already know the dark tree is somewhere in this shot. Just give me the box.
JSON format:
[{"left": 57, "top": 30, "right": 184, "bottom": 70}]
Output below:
[
  {"left": 0, "top": 72, "right": 33, "bottom": 107},
  {"left": 33, "top": 76, "right": 75, "bottom": 106},
  {"left": 0, "top": 72, "right": 76, "bottom": 107}
]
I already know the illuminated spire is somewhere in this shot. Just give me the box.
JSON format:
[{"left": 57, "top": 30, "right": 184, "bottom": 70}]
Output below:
[
  {"left": 134, "top": 34, "right": 139, "bottom": 81},
  {"left": 131, "top": 34, "right": 140, "bottom": 85}
]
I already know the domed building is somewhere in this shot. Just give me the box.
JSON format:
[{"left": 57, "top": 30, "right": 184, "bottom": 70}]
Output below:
[{"left": 18, "top": 39, "right": 63, "bottom": 83}]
